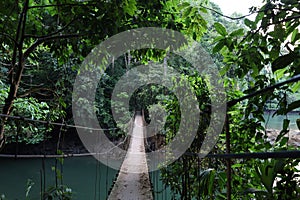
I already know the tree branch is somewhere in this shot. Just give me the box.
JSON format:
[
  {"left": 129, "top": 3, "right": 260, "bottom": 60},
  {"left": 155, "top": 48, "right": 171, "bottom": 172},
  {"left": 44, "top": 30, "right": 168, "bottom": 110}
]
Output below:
[
  {"left": 8, "top": 0, "right": 26, "bottom": 78},
  {"left": 28, "top": 2, "right": 97, "bottom": 9},
  {"left": 21, "top": 81, "right": 44, "bottom": 87},
  {"left": 0, "top": 33, "right": 19, "bottom": 45},
  {"left": 23, "top": 33, "right": 82, "bottom": 59},
  {"left": 202, "top": 4, "right": 300, "bottom": 21},
  {"left": 0, "top": 62, "right": 38, "bottom": 69},
  {"left": 24, "top": 17, "right": 77, "bottom": 39},
  {"left": 228, "top": 74, "right": 300, "bottom": 107},
  {"left": 200, "top": 5, "right": 255, "bottom": 20},
  {"left": 0, "top": 62, "right": 12, "bottom": 67},
  {"left": 17, "top": 87, "right": 56, "bottom": 98},
  {"left": 272, "top": 14, "right": 300, "bottom": 25},
  {"left": 240, "top": 14, "right": 300, "bottom": 45}
]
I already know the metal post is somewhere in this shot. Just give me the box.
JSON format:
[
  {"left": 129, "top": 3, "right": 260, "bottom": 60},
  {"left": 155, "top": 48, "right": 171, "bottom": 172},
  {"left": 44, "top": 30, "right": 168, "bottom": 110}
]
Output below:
[{"left": 226, "top": 113, "right": 232, "bottom": 200}]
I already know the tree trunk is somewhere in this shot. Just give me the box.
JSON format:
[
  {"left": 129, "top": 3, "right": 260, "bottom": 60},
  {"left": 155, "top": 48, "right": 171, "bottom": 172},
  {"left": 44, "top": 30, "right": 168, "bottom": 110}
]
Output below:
[{"left": 0, "top": 0, "right": 29, "bottom": 149}]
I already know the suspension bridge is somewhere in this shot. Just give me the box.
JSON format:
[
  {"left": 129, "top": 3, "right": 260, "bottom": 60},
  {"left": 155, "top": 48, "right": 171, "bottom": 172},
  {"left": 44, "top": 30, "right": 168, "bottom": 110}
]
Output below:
[
  {"left": 1, "top": 74, "right": 300, "bottom": 199},
  {"left": 108, "top": 112, "right": 153, "bottom": 200}
]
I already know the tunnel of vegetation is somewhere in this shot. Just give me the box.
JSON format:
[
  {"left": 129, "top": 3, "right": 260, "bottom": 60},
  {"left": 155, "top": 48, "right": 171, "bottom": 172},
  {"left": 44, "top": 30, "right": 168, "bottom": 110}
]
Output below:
[{"left": 0, "top": 0, "right": 300, "bottom": 199}]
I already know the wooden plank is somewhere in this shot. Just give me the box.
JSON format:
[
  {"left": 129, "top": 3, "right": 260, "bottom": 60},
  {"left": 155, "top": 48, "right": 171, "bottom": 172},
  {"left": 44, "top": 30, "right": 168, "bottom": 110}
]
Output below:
[{"left": 108, "top": 114, "right": 153, "bottom": 200}]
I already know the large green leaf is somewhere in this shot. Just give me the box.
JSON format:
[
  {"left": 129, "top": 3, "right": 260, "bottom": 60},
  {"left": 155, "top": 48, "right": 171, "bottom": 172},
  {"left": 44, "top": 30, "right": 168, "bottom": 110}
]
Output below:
[
  {"left": 286, "top": 100, "right": 300, "bottom": 113},
  {"left": 244, "top": 18, "right": 253, "bottom": 28},
  {"left": 255, "top": 159, "right": 285, "bottom": 195},
  {"left": 272, "top": 53, "right": 295, "bottom": 71},
  {"left": 214, "top": 22, "right": 227, "bottom": 36},
  {"left": 291, "top": 81, "right": 300, "bottom": 93},
  {"left": 213, "top": 39, "right": 226, "bottom": 53},
  {"left": 291, "top": 29, "right": 299, "bottom": 44},
  {"left": 282, "top": 118, "right": 290, "bottom": 131},
  {"left": 229, "top": 28, "right": 244, "bottom": 37},
  {"left": 199, "top": 169, "right": 216, "bottom": 196}
]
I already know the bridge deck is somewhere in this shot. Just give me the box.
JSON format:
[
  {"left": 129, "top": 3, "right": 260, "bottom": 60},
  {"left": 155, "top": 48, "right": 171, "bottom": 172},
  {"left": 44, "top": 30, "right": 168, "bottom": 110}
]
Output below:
[{"left": 108, "top": 114, "right": 153, "bottom": 200}]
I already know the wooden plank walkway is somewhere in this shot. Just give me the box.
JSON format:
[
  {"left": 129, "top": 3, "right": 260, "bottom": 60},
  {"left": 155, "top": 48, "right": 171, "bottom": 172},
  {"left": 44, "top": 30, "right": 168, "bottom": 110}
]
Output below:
[{"left": 108, "top": 114, "right": 153, "bottom": 200}]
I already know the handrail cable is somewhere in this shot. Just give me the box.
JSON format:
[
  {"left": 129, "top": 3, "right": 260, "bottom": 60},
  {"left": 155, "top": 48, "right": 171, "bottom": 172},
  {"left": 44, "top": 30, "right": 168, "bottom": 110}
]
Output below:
[{"left": 0, "top": 113, "right": 117, "bottom": 131}]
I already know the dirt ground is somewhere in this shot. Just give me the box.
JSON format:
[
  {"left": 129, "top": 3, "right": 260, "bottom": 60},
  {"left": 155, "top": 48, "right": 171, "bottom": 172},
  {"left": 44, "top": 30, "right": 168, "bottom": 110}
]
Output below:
[{"left": 265, "top": 129, "right": 300, "bottom": 146}]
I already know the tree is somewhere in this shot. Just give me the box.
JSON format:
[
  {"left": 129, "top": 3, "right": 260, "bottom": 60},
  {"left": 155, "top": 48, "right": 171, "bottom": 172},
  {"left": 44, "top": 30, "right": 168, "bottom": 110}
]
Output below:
[
  {"left": 158, "top": 0, "right": 300, "bottom": 199},
  {"left": 0, "top": 0, "right": 209, "bottom": 148},
  {"left": 210, "top": 0, "right": 300, "bottom": 198}
]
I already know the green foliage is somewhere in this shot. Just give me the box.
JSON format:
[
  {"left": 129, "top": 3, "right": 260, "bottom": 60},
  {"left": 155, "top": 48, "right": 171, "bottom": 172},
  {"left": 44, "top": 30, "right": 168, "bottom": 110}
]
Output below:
[
  {"left": 275, "top": 159, "right": 300, "bottom": 199},
  {"left": 0, "top": 0, "right": 210, "bottom": 143},
  {"left": 42, "top": 185, "right": 72, "bottom": 200},
  {"left": 1, "top": 177, "right": 72, "bottom": 200},
  {"left": 159, "top": 0, "right": 300, "bottom": 199},
  {"left": 244, "top": 158, "right": 300, "bottom": 199},
  {"left": 159, "top": 54, "right": 215, "bottom": 199},
  {"left": 254, "top": 159, "right": 285, "bottom": 196},
  {"left": 122, "top": 0, "right": 137, "bottom": 16},
  {"left": 198, "top": 168, "right": 216, "bottom": 197},
  {"left": 207, "top": 0, "right": 300, "bottom": 199},
  {"left": 6, "top": 98, "right": 61, "bottom": 144},
  {"left": 0, "top": 81, "right": 63, "bottom": 144},
  {"left": 1, "top": 0, "right": 300, "bottom": 199},
  {"left": 42, "top": 151, "right": 72, "bottom": 200}
]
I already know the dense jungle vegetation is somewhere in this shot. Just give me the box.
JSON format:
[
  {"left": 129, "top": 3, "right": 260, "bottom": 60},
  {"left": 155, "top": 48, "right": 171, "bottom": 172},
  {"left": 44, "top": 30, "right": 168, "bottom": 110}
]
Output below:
[{"left": 1, "top": 0, "right": 300, "bottom": 199}]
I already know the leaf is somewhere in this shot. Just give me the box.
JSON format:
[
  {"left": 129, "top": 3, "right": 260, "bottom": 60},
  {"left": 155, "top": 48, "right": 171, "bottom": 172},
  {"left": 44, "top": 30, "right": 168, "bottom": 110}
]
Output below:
[
  {"left": 178, "top": 2, "right": 190, "bottom": 10},
  {"left": 291, "top": 29, "right": 298, "bottom": 44},
  {"left": 213, "top": 39, "right": 226, "bottom": 53},
  {"left": 244, "top": 188, "right": 268, "bottom": 195},
  {"left": 292, "top": 32, "right": 300, "bottom": 44},
  {"left": 25, "top": 179, "right": 34, "bottom": 198},
  {"left": 283, "top": 119, "right": 290, "bottom": 131},
  {"left": 220, "top": 65, "right": 230, "bottom": 76},
  {"left": 274, "top": 159, "right": 285, "bottom": 173},
  {"left": 254, "top": 11, "right": 264, "bottom": 23},
  {"left": 214, "top": 35, "right": 224, "bottom": 42},
  {"left": 199, "top": 169, "right": 216, "bottom": 196},
  {"left": 190, "top": 7, "right": 198, "bottom": 16},
  {"left": 199, "top": 7, "right": 208, "bottom": 14},
  {"left": 123, "top": 0, "right": 137, "bottom": 16},
  {"left": 214, "top": 22, "right": 227, "bottom": 36},
  {"left": 229, "top": 28, "right": 244, "bottom": 37},
  {"left": 273, "top": 24, "right": 285, "bottom": 42},
  {"left": 59, "top": 97, "right": 67, "bottom": 109},
  {"left": 279, "top": 136, "right": 289, "bottom": 146},
  {"left": 255, "top": 159, "right": 285, "bottom": 194},
  {"left": 274, "top": 67, "right": 287, "bottom": 80},
  {"left": 231, "top": 163, "right": 242, "bottom": 168},
  {"left": 244, "top": 18, "right": 253, "bottom": 28},
  {"left": 56, "top": 169, "right": 62, "bottom": 180},
  {"left": 272, "top": 53, "right": 294, "bottom": 71},
  {"left": 183, "top": 6, "right": 192, "bottom": 18},
  {"left": 286, "top": 100, "right": 300, "bottom": 113},
  {"left": 291, "top": 81, "right": 300, "bottom": 93}
]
